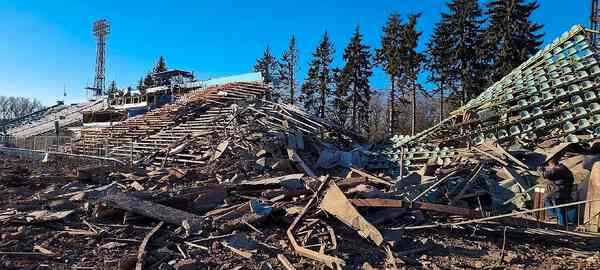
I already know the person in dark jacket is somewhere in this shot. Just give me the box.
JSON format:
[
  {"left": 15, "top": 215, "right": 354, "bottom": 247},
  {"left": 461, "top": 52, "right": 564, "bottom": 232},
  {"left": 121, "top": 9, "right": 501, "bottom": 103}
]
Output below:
[{"left": 538, "top": 157, "right": 575, "bottom": 226}]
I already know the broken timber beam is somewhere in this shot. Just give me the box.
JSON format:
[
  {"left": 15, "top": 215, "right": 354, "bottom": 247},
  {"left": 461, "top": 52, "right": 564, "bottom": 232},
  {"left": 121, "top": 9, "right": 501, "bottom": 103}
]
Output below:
[
  {"left": 449, "top": 163, "right": 483, "bottom": 205},
  {"left": 473, "top": 147, "right": 508, "bottom": 166},
  {"left": 411, "top": 171, "right": 458, "bottom": 202},
  {"left": 287, "top": 149, "right": 316, "bottom": 177},
  {"left": 350, "top": 198, "right": 576, "bottom": 230},
  {"left": 100, "top": 190, "right": 203, "bottom": 232},
  {"left": 320, "top": 182, "right": 384, "bottom": 246},
  {"left": 350, "top": 199, "right": 482, "bottom": 218},
  {"left": 135, "top": 221, "right": 164, "bottom": 270},
  {"left": 277, "top": 254, "right": 297, "bottom": 270},
  {"left": 286, "top": 176, "right": 345, "bottom": 269}
]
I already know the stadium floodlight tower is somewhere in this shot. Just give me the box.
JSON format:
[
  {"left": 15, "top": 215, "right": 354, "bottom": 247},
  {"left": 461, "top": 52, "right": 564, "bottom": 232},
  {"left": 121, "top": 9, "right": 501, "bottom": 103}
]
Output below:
[{"left": 86, "top": 19, "right": 110, "bottom": 101}]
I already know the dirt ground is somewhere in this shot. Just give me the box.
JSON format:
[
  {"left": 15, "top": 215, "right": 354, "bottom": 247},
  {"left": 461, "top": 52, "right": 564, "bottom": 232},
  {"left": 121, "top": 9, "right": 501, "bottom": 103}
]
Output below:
[{"left": 1, "top": 153, "right": 599, "bottom": 270}]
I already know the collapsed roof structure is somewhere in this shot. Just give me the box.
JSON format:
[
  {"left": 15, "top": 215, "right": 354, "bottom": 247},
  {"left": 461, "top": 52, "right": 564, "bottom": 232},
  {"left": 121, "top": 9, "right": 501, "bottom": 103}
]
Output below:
[
  {"left": 1, "top": 100, "right": 106, "bottom": 138},
  {"left": 393, "top": 25, "right": 599, "bottom": 169}
]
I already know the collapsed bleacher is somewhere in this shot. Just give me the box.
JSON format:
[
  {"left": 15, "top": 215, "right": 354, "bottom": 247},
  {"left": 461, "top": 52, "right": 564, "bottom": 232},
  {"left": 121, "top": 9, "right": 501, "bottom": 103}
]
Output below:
[
  {"left": 1, "top": 102, "right": 65, "bottom": 133},
  {"left": 5, "top": 99, "right": 106, "bottom": 138},
  {"left": 75, "top": 82, "right": 268, "bottom": 156}
]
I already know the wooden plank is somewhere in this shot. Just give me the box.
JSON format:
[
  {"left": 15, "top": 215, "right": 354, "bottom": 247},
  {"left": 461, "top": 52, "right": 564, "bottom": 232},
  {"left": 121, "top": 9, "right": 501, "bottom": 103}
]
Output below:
[
  {"left": 351, "top": 198, "right": 570, "bottom": 230},
  {"left": 494, "top": 144, "right": 530, "bottom": 169},
  {"left": 585, "top": 162, "right": 600, "bottom": 232},
  {"left": 347, "top": 167, "right": 392, "bottom": 187},
  {"left": 449, "top": 163, "right": 483, "bottom": 205},
  {"left": 411, "top": 171, "right": 458, "bottom": 202},
  {"left": 101, "top": 191, "right": 203, "bottom": 232},
  {"left": 277, "top": 254, "right": 297, "bottom": 270},
  {"left": 319, "top": 182, "right": 383, "bottom": 246},
  {"left": 350, "top": 198, "right": 482, "bottom": 218},
  {"left": 135, "top": 221, "right": 164, "bottom": 270},
  {"left": 286, "top": 176, "right": 345, "bottom": 269},
  {"left": 221, "top": 241, "right": 253, "bottom": 259}
]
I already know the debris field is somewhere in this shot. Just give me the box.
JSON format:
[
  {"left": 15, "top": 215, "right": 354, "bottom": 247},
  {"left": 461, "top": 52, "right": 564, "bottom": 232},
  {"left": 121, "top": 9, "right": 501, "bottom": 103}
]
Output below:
[
  {"left": 1, "top": 105, "right": 600, "bottom": 269},
  {"left": 1, "top": 23, "right": 600, "bottom": 270}
]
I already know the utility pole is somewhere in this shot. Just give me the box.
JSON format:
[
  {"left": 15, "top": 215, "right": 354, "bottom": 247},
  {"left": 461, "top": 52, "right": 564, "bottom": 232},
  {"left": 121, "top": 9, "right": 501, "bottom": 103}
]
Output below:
[
  {"left": 61, "top": 83, "right": 67, "bottom": 106},
  {"left": 592, "top": 0, "right": 600, "bottom": 47}
]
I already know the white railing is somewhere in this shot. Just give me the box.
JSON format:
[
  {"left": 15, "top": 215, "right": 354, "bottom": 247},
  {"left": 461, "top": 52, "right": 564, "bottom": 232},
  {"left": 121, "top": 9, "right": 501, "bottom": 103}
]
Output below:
[
  {"left": 1, "top": 134, "right": 137, "bottom": 162},
  {"left": 1, "top": 135, "right": 73, "bottom": 153}
]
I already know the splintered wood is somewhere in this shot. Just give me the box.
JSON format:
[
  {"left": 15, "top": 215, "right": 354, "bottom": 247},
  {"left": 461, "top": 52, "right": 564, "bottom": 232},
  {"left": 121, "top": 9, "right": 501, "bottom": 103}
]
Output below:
[
  {"left": 286, "top": 176, "right": 346, "bottom": 269},
  {"left": 100, "top": 190, "right": 203, "bottom": 232},
  {"left": 135, "top": 221, "right": 164, "bottom": 270},
  {"left": 4, "top": 66, "right": 600, "bottom": 269},
  {"left": 319, "top": 182, "right": 384, "bottom": 246}
]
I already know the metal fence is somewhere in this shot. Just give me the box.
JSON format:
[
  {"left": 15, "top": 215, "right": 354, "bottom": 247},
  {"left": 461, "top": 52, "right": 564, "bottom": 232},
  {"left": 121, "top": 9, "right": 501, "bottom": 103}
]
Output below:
[
  {"left": 0, "top": 134, "right": 132, "bottom": 169},
  {"left": 77, "top": 137, "right": 137, "bottom": 161},
  {"left": 0, "top": 135, "right": 136, "bottom": 161},
  {"left": 1, "top": 135, "right": 74, "bottom": 153}
]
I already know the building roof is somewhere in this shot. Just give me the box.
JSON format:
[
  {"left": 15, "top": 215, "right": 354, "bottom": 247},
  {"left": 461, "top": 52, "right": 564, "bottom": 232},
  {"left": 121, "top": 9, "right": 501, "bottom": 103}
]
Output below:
[{"left": 152, "top": 69, "right": 194, "bottom": 79}]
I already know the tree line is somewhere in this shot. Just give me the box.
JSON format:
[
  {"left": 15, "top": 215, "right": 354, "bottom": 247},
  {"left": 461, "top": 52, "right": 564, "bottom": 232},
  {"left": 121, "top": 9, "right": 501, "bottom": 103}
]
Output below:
[
  {"left": 0, "top": 96, "right": 45, "bottom": 122},
  {"left": 254, "top": 0, "right": 543, "bottom": 141},
  {"left": 104, "top": 56, "right": 169, "bottom": 97}
]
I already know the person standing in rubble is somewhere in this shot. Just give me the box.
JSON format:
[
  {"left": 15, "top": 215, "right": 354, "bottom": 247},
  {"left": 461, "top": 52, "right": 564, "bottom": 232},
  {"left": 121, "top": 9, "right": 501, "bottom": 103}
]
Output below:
[{"left": 537, "top": 157, "right": 575, "bottom": 226}]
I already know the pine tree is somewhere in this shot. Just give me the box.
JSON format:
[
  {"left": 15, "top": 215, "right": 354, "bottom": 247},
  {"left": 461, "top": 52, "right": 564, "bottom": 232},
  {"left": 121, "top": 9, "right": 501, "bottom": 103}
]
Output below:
[
  {"left": 254, "top": 46, "right": 278, "bottom": 84},
  {"left": 484, "top": 0, "right": 544, "bottom": 82},
  {"left": 375, "top": 12, "right": 405, "bottom": 134},
  {"left": 153, "top": 56, "right": 167, "bottom": 74},
  {"left": 340, "top": 26, "right": 373, "bottom": 134},
  {"left": 427, "top": 22, "right": 455, "bottom": 123},
  {"left": 279, "top": 35, "right": 299, "bottom": 105},
  {"left": 254, "top": 46, "right": 280, "bottom": 101},
  {"left": 136, "top": 77, "right": 145, "bottom": 95},
  {"left": 441, "top": 0, "right": 487, "bottom": 105},
  {"left": 331, "top": 68, "right": 351, "bottom": 128},
  {"left": 401, "top": 13, "right": 424, "bottom": 136},
  {"left": 299, "top": 31, "right": 335, "bottom": 118},
  {"left": 143, "top": 73, "right": 154, "bottom": 89},
  {"left": 299, "top": 67, "right": 319, "bottom": 115},
  {"left": 106, "top": 80, "right": 118, "bottom": 96},
  {"left": 137, "top": 78, "right": 144, "bottom": 91}
]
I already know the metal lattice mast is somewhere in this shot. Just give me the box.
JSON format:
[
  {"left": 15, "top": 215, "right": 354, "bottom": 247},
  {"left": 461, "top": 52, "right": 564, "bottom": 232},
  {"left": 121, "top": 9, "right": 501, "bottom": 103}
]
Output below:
[
  {"left": 92, "top": 20, "right": 110, "bottom": 96},
  {"left": 592, "top": 0, "right": 600, "bottom": 47}
]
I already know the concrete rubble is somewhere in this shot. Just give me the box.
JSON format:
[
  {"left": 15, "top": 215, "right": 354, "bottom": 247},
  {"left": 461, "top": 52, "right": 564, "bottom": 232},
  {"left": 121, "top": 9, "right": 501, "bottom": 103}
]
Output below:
[
  {"left": 1, "top": 24, "right": 600, "bottom": 269},
  {"left": 2, "top": 102, "right": 600, "bottom": 268}
]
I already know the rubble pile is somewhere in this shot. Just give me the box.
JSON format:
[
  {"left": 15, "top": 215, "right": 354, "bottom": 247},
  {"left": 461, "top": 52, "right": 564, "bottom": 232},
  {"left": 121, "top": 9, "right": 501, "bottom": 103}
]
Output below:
[
  {"left": 139, "top": 100, "right": 360, "bottom": 178},
  {"left": 380, "top": 24, "right": 600, "bottom": 240},
  {"left": 77, "top": 82, "right": 268, "bottom": 157},
  {"left": 2, "top": 23, "right": 600, "bottom": 270},
  {"left": 2, "top": 109, "right": 600, "bottom": 269},
  {"left": 391, "top": 25, "right": 600, "bottom": 171},
  {"left": 0, "top": 155, "right": 34, "bottom": 199}
]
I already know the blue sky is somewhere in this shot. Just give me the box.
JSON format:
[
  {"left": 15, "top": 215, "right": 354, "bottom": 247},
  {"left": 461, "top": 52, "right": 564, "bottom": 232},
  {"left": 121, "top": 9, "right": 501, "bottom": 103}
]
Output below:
[{"left": 0, "top": 0, "right": 589, "bottom": 105}]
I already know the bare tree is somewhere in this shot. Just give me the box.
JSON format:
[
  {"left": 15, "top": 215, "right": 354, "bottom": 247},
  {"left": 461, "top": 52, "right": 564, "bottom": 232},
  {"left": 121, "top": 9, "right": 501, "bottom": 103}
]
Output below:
[
  {"left": 0, "top": 96, "right": 45, "bottom": 122},
  {"left": 394, "top": 91, "right": 440, "bottom": 135},
  {"left": 367, "top": 91, "right": 389, "bottom": 143}
]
